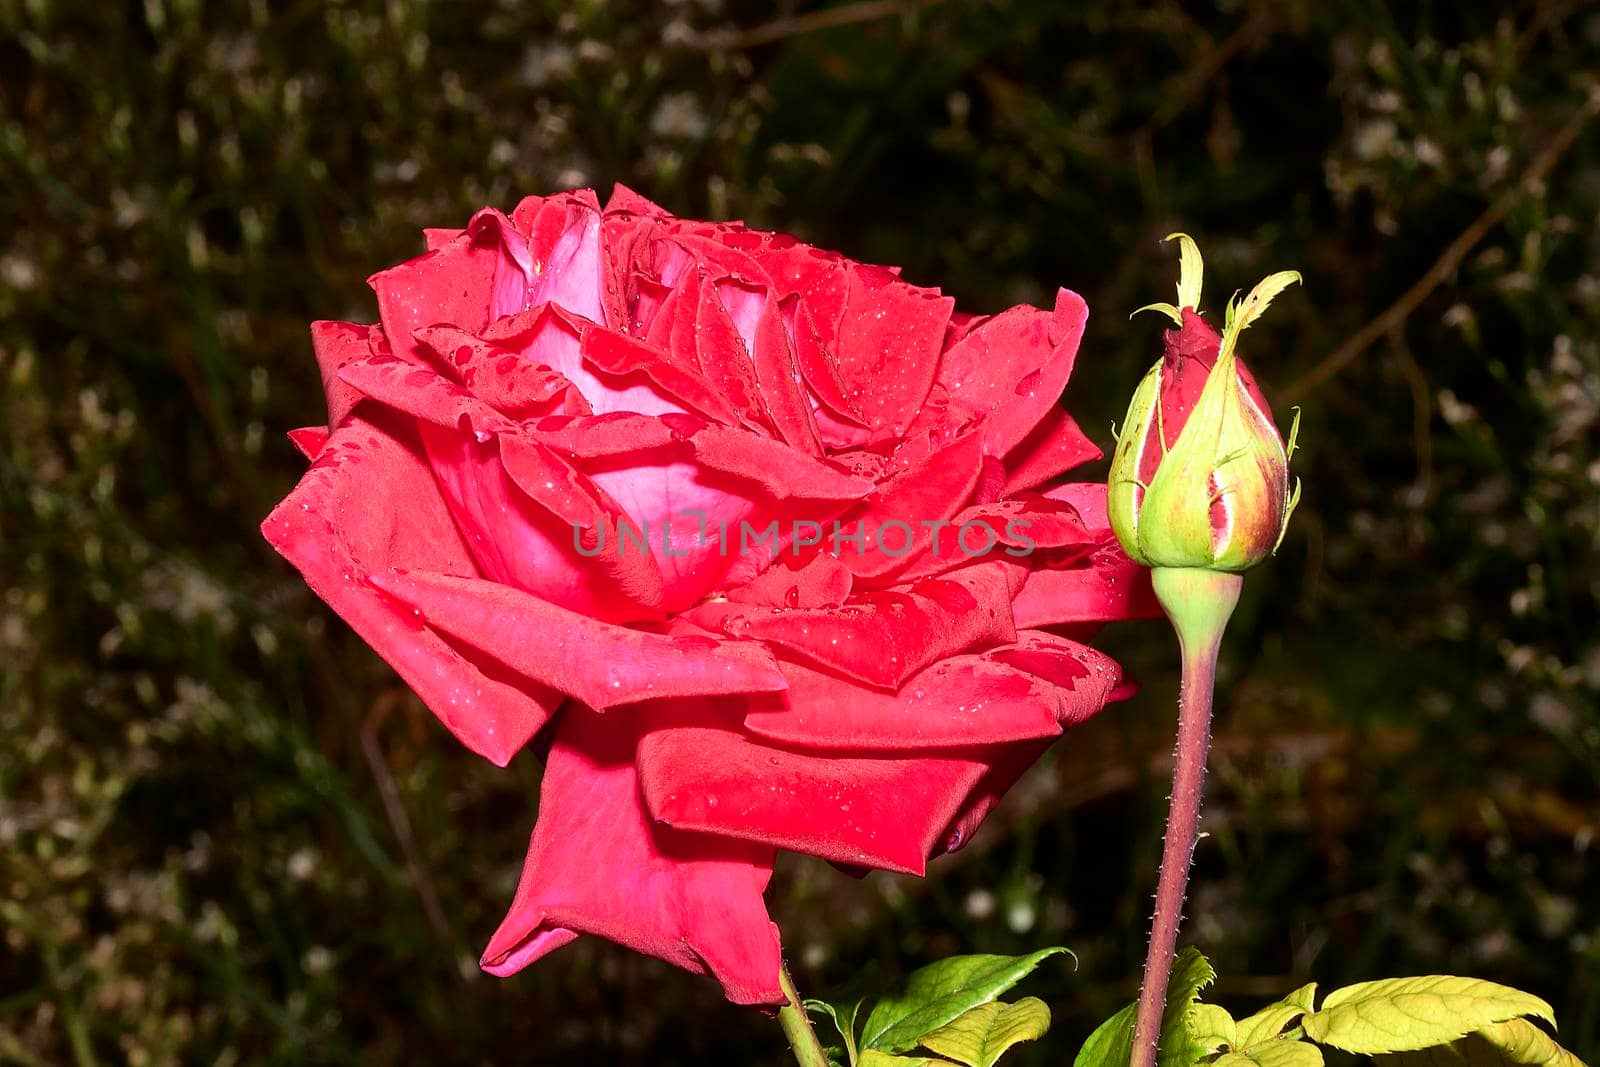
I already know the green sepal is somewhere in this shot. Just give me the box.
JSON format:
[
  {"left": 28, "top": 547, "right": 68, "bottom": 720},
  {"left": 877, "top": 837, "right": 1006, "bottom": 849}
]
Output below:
[
  {"left": 1106, "top": 359, "right": 1163, "bottom": 565},
  {"left": 1164, "top": 232, "right": 1205, "bottom": 310},
  {"left": 1134, "top": 302, "right": 1185, "bottom": 326},
  {"left": 1218, "top": 270, "right": 1302, "bottom": 362}
]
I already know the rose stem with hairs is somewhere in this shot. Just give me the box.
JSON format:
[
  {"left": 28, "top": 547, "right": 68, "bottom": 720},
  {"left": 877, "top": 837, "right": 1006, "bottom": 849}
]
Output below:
[
  {"left": 1130, "top": 567, "right": 1242, "bottom": 1067},
  {"left": 778, "top": 963, "right": 830, "bottom": 1067}
]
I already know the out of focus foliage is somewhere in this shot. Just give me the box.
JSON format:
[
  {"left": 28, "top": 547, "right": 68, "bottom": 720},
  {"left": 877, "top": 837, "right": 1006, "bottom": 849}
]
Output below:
[{"left": 2, "top": 1, "right": 1597, "bottom": 1064}]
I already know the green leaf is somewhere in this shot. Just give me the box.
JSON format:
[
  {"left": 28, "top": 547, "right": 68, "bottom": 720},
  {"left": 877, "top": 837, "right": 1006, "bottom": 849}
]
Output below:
[
  {"left": 1234, "top": 985, "right": 1318, "bottom": 1049},
  {"left": 1302, "top": 977, "right": 1556, "bottom": 1055},
  {"left": 860, "top": 948, "right": 1070, "bottom": 1054},
  {"left": 918, "top": 998, "right": 1052, "bottom": 1067},
  {"left": 1075, "top": 1001, "right": 1138, "bottom": 1067},
  {"left": 1190, "top": 1003, "right": 1236, "bottom": 1053},
  {"left": 1073, "top": 947, "right": 1217, "bottom": 1067},
  {"left": 1371, "top": 1019, "right": 1586, "bottom": 1067},
  {"left": 809, "top": 997, "right": 866, "bottom": 1064},
  {"left": 1215, "top": 1041, "right": 1326, "bottom": 1067}
]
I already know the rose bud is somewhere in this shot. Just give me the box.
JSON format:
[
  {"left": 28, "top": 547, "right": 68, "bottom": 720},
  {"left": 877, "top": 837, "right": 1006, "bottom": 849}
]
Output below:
[{"left": 1107, "top": 233, "right": 1302, "bottom": 573}]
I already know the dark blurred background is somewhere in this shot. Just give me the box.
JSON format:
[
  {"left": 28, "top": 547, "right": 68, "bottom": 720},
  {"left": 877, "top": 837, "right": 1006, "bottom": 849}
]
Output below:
[{"left": 3, "top": 1, "right": 1598, "bottom": 1063}]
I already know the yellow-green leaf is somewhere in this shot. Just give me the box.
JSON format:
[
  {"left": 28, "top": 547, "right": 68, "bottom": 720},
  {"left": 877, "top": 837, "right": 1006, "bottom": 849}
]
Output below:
[
  {"left": 1234, "top": 984, "right": 1318, "bottom": 1049},
  {"left": 919, "top": 998, "right": 1052, "bottom": 1067},
  {"left": 1191, "top": 1004, "right": 1236, "bottom": 1052},
  {"left": 859, "top": 1051, "right": 955, "bottom": 1067},
  {"left": 1371, "top": 1018, "right": 1587, "bottom": 1067},
  {"left": 1302, "top": 977, "right": 1555, "bottom": 1055},
  {"left": 1215, "top": 1040, "right": 1326, "bottom": 1067}
]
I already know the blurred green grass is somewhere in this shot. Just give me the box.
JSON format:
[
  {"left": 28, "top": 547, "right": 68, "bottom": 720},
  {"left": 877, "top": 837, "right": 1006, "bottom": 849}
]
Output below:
[{"left": 2, "top": 1, "right": 1597, "bottom": 1063}]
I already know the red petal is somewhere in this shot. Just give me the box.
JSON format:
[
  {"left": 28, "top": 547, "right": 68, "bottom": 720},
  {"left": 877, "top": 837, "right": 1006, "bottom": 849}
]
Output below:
[
  {"left": 691, "top": 267, "right": 768, "bottom": 428},
  {"left": 369, "top": 209, "right": 533, "bottom": 363},
  {"left": 838, "top": 432, "right": 985, "bottom": 581},
  {"left": 894, "top": 494, "right": 1097, "bottom": 582},
  {"left": 638, "top": 702, "right": 989, "bottom": 875},
  {"left": 309, "top": 320, "right": 378, "bottom": 429},
  {"left": 260, "top": 412, "right": 559, "bottom": 765},
  {"left": 580, "top": 326, "right": 738, "bottom": 423},
  {"left": 1001, "top": 405, "right": 1103, "bottom": 495},
  {"left": 930, "top": 289, "right": 1090, "bottom": 459},
  {"left": 286, "top": 426, "right": 330, "bottom": 459},
  {"left": 484, "top": 305, "right": 687, "bottom": 417},
  {"left": 413, "top": 324, "right": 588, "bottom": 419},
  {"left": 830, "top": 266, "right": 953, "bottom": 438},
  {"left": 604, "top": 183, "right": 670, "bottom": 216},
  {"left": 739, "top": 289, "right": 822, "bottom": 454},
  {"left": 336, "top": 353, "right": 518, "bottom": 438},
  {"left": 689, "top": 562, "right": 1015, "bottom": 688},
  {"left": 726, "top": 553, "right": 854, "bottom": 609},
  {"left": 366, "top": 568, "right": 788, "bottom": 710},
  {"left": 742, "top": 655, "right": 1065, "bottom": 751},
  {"left": 423, "top": 227, "right": 463, "bottom": 251},
  {"left": 481, "top": 706, "right": 783, "bottom": 1005}
]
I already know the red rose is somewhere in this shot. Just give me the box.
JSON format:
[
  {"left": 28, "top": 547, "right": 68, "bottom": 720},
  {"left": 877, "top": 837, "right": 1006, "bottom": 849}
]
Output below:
[{"left": 263, "top": 185, "right": 1157, "bottom": 1005}]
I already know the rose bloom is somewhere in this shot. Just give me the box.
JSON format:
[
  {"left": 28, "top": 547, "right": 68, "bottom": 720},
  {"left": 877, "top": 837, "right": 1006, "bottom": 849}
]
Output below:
[{"left": 263, "top": 186, "right": 1157, "bottom": 1005}]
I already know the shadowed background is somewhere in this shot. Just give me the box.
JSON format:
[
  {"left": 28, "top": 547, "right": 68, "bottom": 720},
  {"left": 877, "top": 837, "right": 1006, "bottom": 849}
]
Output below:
[{"left": 2, "top": 1, "right": 1598, "bottom": 1063}]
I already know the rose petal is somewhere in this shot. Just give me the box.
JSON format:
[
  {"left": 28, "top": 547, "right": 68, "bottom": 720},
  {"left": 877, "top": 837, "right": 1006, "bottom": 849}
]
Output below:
[
  {"left": 726, "top": 553, "right": 853, "bottom": 609},
  {"left": 1001, "top": 405, "right": 1103, "bottom": 495},
  {"left": 483, "top": 305, "right": 688, "bottom": 418},
  {"left": 638, "top": 702, "right": 989, "bottom": 875},
  {"left": 309, "top": 320, "right": 378, "bottom": 429},
  {"left": 838, "top": 431, "right": 985, "bottom": 581},
  {"left": 369, "top": 208, "right": 533, "bottom": 363},
  {"left": 366, "top": 568, "right": 788, "bottom": 710},
  {"left": 742, "top": 656, "right": 1065, "bottom": 751},
  {"left": 286, "top": 426, "right": 330, "bottom": 459},
  {"left": 828, "top": 265, "right": 953, "bottom": 438},
  {"left": 926, "top": 288, "right": 1090, "bottom": 460},
  {"left": 260, "top": 412, "right": 560, "bottom": 765},
  {"left": 689, "top": 562, "right": 1015, "bottom": 688},
  {"left": 414, "top": 324, "right": 589, "bottom": 419},
  {"left": 481, "top": 705, "right": 783, "bottom": 1005}
]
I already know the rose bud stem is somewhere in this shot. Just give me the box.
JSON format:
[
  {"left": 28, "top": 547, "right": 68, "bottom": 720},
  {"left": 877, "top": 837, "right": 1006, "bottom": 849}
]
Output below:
[
  {"left": 1129, "top": 565, "right": 1243, "bottom": 1067},
  {"left": 778, "top": 962, "right": 831, "bottom": 1067}
]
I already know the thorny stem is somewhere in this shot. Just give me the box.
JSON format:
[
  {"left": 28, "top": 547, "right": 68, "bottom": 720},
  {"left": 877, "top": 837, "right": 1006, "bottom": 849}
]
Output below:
[
  {"left": 778, "top": 962, "right": 831, "bottom": 1067},
  {"left": 1129, "top": 567, "right": 1243, "bottom": 1067}
]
